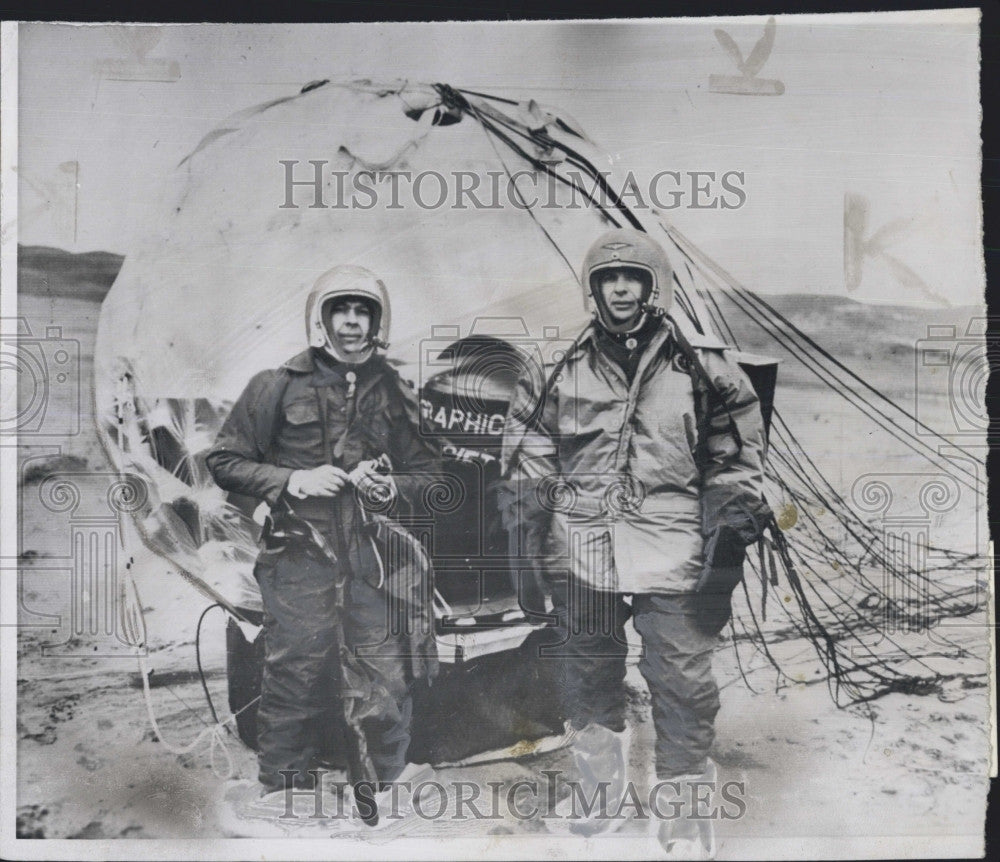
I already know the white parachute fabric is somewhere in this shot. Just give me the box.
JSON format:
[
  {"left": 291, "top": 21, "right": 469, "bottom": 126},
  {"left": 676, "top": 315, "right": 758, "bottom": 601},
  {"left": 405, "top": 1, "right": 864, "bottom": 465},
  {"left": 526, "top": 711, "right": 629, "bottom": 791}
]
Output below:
[
  {"left": 95, "top": 81, "right": 616, "bottom": 404},
  {"left": 94, "top": 79, "right": 637, "bottom": 612}
]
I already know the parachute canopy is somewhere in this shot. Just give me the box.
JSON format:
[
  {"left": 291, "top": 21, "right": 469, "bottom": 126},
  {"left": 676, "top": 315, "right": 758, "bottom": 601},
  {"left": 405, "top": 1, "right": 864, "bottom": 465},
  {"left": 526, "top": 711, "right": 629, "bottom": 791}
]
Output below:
[{"left": 96, "top": 78, "right": 986, "bottom": 707}]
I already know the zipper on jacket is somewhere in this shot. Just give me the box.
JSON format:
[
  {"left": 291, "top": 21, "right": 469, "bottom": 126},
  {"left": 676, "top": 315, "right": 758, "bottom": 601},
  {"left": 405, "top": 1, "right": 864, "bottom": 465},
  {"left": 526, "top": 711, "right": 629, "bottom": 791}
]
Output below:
[{"left": 612, "top": 323, "right": 674, "bottom": 471}]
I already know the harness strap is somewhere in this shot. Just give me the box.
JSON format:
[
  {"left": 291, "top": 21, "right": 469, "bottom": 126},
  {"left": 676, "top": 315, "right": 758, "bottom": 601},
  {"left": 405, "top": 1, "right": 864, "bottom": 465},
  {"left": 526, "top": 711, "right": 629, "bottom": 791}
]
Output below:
[
  {"left": 667, "top": 317, "right": 743, "bottom": 470},
  {"left": 332, "top": 373, "right": 358, "bottom": 461}
]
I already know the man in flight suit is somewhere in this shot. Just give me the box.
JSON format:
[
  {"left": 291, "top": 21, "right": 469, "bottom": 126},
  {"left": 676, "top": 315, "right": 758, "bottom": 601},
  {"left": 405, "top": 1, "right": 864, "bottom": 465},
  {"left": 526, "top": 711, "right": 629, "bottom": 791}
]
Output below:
[
  {"left": 207, "top": 265, "right": 439, "bottom": 806},
  {"left": 502, "top": 229, "right": 770, "bottom": 858}
]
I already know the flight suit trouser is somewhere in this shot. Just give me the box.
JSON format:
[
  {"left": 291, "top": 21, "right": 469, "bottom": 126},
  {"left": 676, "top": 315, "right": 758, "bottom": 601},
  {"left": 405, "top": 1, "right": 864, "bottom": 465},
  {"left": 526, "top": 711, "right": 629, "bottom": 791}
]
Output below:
[
  {"left": 550, "top": 577, "right": 721, "bottom": 778},
  {"left": 253, "top": 542, "right": 411, "bottom": 792}
]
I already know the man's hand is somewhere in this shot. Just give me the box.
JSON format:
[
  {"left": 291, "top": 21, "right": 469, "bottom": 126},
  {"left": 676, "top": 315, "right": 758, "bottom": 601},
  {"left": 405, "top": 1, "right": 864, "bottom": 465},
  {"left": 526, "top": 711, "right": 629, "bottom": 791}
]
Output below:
[
  {"left": 287, "top": 465, "right": 351, "bottom": 498},
  {"left": 694, "top": 524, "right": 747, "bottom": 636},
  {"left": 350, "top": 460, "right": 397, "bottom": 506}
]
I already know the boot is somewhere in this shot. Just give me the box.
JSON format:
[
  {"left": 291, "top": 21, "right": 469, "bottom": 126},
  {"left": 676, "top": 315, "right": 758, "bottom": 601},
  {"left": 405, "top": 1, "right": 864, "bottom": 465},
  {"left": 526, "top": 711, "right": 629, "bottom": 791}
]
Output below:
[
  {"left": 548, "top": 721, "right": 632, "bottom": 837},
  {"left": 333, "top": 762, "right": 439, "bottom": 840},
  {"left": 220, "top": 776, "right": 357, "bottom": 838},
  {"left": 373, "top": 761, "right": 435, "bottom": 822},
  {"left": 648, "top": 758, "right": 718, "bottom": 860}
]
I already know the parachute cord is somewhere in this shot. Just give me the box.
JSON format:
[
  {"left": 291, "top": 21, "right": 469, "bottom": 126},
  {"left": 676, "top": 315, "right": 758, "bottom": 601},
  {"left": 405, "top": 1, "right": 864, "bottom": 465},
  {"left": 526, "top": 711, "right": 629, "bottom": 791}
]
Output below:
[
  {"left": 123, "top": 575, "right": 243, "bottom": 780},
  {"left": 136, "top": 650, "right": 238, "bottom": 780},
  {"left": 665, "top": 229, "right": 975, "bottom": 566},
  {"left": 663, "top": 227, "right": 982, "bottom": 494},
  {"left": 474, "top": 101, "right": 645, "bottom": 231},
  {"left": 196, "top": 603, "right": 231, "bottom": 732},
  {"left": 458, "top": 93, "right": 617, "bottom": 213},
  {"left": 738, "top": 571, "right": 794, "bottom": 689},
  {"left": 461, "top": 91, "right": 710, "bottom": 335},
  {"left": 697, "top": 260, "right": 979, "bottom": 490},
  {"left": 454, "top": 86, "right": 518, "bottom": 106},
  {"left": 664, "top": 223, "right": 983, "bottom": 490},
  {"left": 466, "top": 100, "right": 580, "bottom": 284},
  {"left": 728, "top": 609, "right": 765, "bottom": 696},
  {"left": 770, "top": 516, "right": 926, "bottom": 684}
]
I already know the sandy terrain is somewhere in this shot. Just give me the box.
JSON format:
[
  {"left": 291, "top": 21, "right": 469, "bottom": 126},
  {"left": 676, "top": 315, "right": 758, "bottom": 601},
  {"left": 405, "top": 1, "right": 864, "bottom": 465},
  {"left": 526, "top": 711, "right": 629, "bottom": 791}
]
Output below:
[{"left": 13, "top": 264, "right": 992, "bottom": 857}]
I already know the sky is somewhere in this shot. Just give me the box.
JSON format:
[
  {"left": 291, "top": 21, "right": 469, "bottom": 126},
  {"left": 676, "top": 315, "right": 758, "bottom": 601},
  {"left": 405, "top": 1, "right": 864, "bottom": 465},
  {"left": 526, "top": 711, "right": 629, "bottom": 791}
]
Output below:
[{"left": 12, "top": 11, "right": 984, "bottom": 307}]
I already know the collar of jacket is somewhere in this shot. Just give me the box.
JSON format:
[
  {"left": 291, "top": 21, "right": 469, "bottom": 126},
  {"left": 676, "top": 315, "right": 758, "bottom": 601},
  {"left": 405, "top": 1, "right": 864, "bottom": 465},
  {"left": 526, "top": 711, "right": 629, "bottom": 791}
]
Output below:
[
  {"left": 280, "top": 348, "right": 389, "bottom": 376},
  {"left": 574, "top": 315, "right": 674, "bottom": 358},
  {"left": 580, "top": 316, "right": 731, "bottom": 354},
  {"left": 280, "top": 348, "right": 318, "bottom": 373}
]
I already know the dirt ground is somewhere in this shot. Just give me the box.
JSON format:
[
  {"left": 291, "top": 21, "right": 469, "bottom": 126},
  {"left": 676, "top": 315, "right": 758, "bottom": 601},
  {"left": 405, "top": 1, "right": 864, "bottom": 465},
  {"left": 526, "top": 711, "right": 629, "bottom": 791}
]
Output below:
[
  {"left": 14, "top": 532, "right": 991, "bottom": 857},
  {"left": 13, "top": 288, "right": 992, "bottom": 858}
]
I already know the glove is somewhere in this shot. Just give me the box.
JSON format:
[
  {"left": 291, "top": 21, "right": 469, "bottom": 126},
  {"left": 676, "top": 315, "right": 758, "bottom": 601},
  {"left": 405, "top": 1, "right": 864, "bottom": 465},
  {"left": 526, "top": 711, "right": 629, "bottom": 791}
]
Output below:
[{"left": 694, "top": 524, "right": 747, "bottom": 636}]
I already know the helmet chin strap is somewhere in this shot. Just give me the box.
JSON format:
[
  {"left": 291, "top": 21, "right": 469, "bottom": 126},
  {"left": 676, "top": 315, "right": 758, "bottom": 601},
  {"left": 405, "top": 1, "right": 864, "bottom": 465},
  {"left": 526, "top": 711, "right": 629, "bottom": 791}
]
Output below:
[
  {"left": 323, "top": 340, "right": 372, "bottom": 364},
  {"left": 322, "top": 333, "right": 390, "bottom": 364},
  {"left": 596, "top": 303, "right": 663, "bottom": 335}
]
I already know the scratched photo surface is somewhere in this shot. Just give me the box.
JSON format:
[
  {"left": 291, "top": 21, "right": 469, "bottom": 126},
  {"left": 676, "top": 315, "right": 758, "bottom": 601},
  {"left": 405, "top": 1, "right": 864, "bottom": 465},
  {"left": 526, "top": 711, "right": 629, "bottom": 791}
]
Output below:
[{"left": 1, "top": 12, "right": 990, "bottom": 861}]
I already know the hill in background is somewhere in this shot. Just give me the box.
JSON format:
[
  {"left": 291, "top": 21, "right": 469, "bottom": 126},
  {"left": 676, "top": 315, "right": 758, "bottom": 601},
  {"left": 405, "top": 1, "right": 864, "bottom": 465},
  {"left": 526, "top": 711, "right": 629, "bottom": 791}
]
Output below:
[
  {"left": 719, "top": 292, "right": 983, "bottom": 359},
  {"left": 18, "top": 246, "right": 124, "bottom": 303},
  {"left": 715, "top": 291, "right": 983, "bottom": 401},
  {"left": 16, "top": 243, "right": 983, "bottom": 404}
]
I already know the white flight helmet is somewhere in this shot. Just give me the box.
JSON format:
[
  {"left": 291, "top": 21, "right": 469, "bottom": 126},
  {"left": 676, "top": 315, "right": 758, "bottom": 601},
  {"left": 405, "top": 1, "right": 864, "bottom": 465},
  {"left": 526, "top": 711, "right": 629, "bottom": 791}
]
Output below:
[
  {"left": 582, "top": 228, "right": 674, "bottom": 334},
  {"left": 305, "top": 265, "right": 391, "bottom": 365}
]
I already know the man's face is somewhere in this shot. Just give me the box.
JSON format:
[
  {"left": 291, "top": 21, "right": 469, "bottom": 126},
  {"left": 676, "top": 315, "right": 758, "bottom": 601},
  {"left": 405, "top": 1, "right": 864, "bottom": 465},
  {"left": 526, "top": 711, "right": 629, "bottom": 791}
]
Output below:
[
  {"left": 327, "top": 298, "right": 372, "bottom": 355},
  {"left": 597, "top": 267, "right": 649, "bottom": 327}
]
